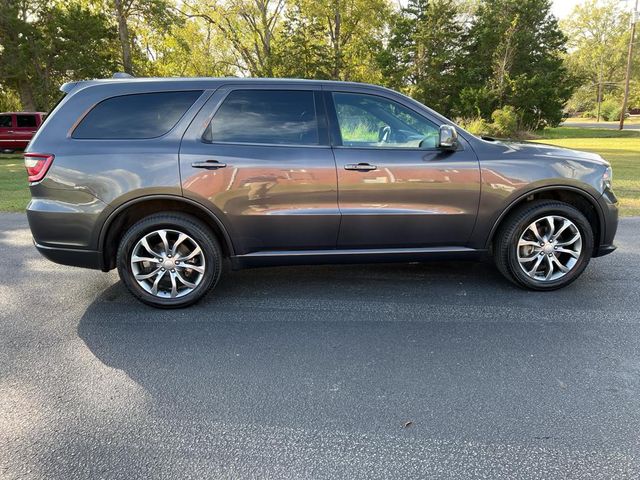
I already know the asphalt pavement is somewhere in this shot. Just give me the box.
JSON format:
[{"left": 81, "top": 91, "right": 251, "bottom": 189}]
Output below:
[{"left": 1, "top": 213, "right": 640, "bottom": 479}]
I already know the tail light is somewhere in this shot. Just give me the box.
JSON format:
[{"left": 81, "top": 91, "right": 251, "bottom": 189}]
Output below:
[{"left": 24, "top": 153, "right": 54, "bottom": 183}]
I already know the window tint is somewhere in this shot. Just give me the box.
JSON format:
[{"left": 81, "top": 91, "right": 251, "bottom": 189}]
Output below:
[
  {"left": 17, "top": 115, "right": 37, "bottom": 128},
  {"left": 0, "top": 115, "right": 11, "bottom": 128},
  {"left": 73, "top": 91, "right": 202, "bottom": 139},
  {"left": 332, "top": 92, "right": 439, "bottom": 149},
  {"left": 205, "top": 90, "right": 319, "bottom": 145}
]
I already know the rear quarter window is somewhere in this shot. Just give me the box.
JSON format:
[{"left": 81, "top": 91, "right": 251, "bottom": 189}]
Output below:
[
  {"left": 72, "top": 91, "right": 203, "bottom": 139},
  {"left": 0, "top": 115, "right": 12, "bottom": 128}
]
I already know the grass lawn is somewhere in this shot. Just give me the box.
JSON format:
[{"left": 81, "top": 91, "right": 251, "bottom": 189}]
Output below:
[
  {"left": 0, "top": 154, "right": 30, "bottom": 212},
  {"left": 0, "top": 127, "right": 638, "bottom": 216},
  {"left": 537, "top": 127, "right": 640, "bottom": 139},
  {"left": 534, "top": 127, "right": 640, "bottom": 216}
]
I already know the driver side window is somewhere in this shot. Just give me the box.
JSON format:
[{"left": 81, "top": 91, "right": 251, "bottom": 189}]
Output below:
[{"left": 332, "top": 92, "right": 439, "bottom": 149}]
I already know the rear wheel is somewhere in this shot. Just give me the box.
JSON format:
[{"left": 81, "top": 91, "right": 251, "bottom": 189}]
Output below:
[
  {"left": 117, "top": 213, "right": 222, "bottom": 308},
  {"left": 494, "top": 201, "right": 594, "bottom": 290}
]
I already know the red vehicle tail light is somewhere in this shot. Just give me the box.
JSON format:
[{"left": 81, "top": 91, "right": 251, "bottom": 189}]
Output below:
[{"left": 24, "top": 153, "right": 54, "bottom": 183}]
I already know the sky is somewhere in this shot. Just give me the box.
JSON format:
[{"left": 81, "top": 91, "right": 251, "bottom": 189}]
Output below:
[
  {"left": 552, "top": 0, "right": 638, "bottom": 19},
  {"left": 551, "top": 0, "right": 586, "bottom": 19},
  {"left": 395, "top": 1, "right": 594, "bottom": 20}
]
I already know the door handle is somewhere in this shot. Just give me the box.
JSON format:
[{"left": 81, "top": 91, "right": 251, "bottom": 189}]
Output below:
[
  {"left": 191, "top": 160, "right": 227, "bottom": 170},
  {"left": 344, "top": 163, "right": 377, "bottom": 171}
]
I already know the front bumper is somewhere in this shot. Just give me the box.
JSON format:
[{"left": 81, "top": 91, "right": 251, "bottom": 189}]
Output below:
[
  {"left": 596, "top": 188, "right": 619, "bottom": 257},
  {"left": 594, "top": 244, "right": 617, "bottom": 257}
]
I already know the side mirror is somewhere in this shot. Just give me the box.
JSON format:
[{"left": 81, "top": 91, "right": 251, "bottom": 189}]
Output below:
[{"left": 439, "top": 125, "right": 459, "bottom": 151}]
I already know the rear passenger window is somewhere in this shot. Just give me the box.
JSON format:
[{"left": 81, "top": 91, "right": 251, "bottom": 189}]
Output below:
[
  {"left": 0, "top": 115, "right": 11, "bottom": 128},
  {"left": 17, "top": 115, "right": 37, "bottom": 128},
  {"left": 204, "top": 90, "right": 319, "bottom": 145},
  {"left": 73, "top": 91, "right": 203, "bottom": 139}
]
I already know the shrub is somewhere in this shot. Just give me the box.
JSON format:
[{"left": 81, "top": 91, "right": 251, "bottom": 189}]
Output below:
[
  {"left": 491, "top": 106, "right": 519, "bottom": 137},
  {"left": 459, "top": 117, "right": 494, "bottom": 136},
  {"left": 565, "top": 85, "right": 596, "bottom": 117},
  {"left": 590, "top": 96, "right": 623, "bottom": 122}
]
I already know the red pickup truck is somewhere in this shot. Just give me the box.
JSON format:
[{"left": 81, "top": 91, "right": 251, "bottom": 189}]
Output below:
[{"left": 0, "top": 112, "right": 46, "bottom": 151}]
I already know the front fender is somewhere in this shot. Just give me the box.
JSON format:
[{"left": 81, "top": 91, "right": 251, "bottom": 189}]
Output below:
[{"left": 471, "top": 183, "right": 605, "bottom": 251}]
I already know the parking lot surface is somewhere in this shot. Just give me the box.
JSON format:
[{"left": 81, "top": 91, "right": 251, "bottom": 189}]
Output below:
[{"left": 1, "top": 213, "right": 639, "bottom": 479}]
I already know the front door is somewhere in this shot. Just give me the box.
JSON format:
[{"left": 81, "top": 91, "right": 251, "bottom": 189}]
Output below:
[
  {"left": 179, "top": 86, "right": 339, "bottom": 255},
  {"left": 327, "top": 90, "right": 480, "bottom": 249}
]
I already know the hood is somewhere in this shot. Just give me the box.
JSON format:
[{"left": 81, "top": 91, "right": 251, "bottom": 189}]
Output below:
[{"left": 480, "top": 137, "right": 610, "bottom": 167}]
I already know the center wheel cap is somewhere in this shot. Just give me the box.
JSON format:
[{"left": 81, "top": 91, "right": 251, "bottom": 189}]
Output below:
[{"left": 162, "top": 258, "right": 176, "bottom": 270}]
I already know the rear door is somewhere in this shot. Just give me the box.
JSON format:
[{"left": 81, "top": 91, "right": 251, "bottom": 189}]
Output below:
[
  {"left": 179, "top": 85, "right": 339, "bottom": 255},
  {"left": 0, "top": 114, "right": 14, "bottom": 149},
  {"left": 14, "top": 114, "right": 39, "bottom": 149},
  {"left": 327, "top": 88, "right": 480, "bottom": 249}
]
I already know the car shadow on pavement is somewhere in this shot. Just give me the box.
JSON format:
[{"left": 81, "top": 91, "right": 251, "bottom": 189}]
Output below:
[{"left": 75, "top": 261, "right": 613, "bottom": 439}]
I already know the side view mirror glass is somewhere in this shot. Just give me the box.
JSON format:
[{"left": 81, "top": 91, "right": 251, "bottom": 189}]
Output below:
[{"left": 439, "top": 125, "right": 459, "bottom": 150}]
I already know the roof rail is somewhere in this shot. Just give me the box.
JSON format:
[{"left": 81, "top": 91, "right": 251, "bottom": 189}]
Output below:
[{"left": 112, "top": 72, "right": 134, "bottom": 79}]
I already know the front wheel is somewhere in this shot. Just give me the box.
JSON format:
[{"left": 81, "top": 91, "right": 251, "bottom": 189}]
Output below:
[
  {"left": 117, "top": 213, "right": 222, "bottom": 308},
  {"left": 494, "top": 201, "right": 594, "bottom": 290}
]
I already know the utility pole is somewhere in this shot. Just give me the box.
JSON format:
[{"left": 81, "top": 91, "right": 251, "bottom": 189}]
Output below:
[{"left": 620, "top": 0, "right": 639, "bottom": 130}]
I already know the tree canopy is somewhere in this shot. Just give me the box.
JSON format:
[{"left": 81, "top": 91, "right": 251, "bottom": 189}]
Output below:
[
  {"left": 0, "top": 0, "right": 119, "bottom": 110},
  {"left": 0, "top": 0, "right": 637, "bottom": 131},
  {"left": 562, "top": 0, "right": 639, "bottom": 120}
]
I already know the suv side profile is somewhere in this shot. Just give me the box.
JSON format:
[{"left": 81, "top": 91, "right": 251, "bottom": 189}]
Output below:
[
  {"left": 25, "top": 77, "right": 618, "bottom": 308},
  {"left": 0, "top": 112, "right": 46, "bottom": 151}
]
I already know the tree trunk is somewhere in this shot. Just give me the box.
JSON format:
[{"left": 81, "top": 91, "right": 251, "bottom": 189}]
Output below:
[
  {"left": 18, "top": 82, "right": 36, "bottom": 111},
  {"left": 258, "top": 1, "right": 272, "bottom": 76},
  {"left": 332, "top": 10, "right": 341, "bottom": 79},
  {"left": 596, "top": 81, "right": 602, "bottom": 122},
  {"left": 114, "top": 0, "right": 133, "bottom": 74},
  {"left": 619, "top": 0, "right": 638, "bottom": 130}
]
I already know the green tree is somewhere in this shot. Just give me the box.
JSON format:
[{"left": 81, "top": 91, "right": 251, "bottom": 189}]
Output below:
[
  {"left": 273, "top": 0, "right": 390, "bottom": 82},
  {"left": 562, "top": 0, "right": 634, "bottom": 120},
  {"left": 271, "top": 0, "right": 333, "bottom": 79},
  {"left": 0, "top": 0, "right": 119, "bottom": 110},
  {"left": 379, "top": 0, "right": 464, "bottom": 115},
  {"left": 138, "top": 18, "right": 237, "bottom": 77},
  {"left": 0, "top": 87, "right": 21, "bottom": 112},
  {"left": 456, "top": 0, "right": 574, "bottom": 129},
  {"left": 179, "top": 0, "right": 286, "bottom": 77},
  {"left": 99, "top": 0, "right": 178, "bottom": 75}
]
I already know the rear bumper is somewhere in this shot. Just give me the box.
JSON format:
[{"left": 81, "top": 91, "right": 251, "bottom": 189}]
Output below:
[
  {"left": 34, "top": 241, "right": 103, "bottom": 270},
  {"left": 26, "top": 192, "right": 110, "bottom": 271}
]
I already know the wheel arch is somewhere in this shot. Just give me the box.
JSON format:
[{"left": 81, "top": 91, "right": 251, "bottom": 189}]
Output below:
[
  {"left": 487, "top": 186, "right": 604, "bottom": 254},
  {"left": 99, "top": 195, "right": 234, "bottom": 271}
]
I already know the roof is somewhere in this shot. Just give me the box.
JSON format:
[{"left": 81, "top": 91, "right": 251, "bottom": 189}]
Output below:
[{"left": 60, "top": 76, "right": 386, "bottom": 93}]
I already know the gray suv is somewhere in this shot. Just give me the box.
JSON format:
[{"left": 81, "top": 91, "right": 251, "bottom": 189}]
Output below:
[{"left": 25, "top": 77, "right": 618, "bottom": 307}]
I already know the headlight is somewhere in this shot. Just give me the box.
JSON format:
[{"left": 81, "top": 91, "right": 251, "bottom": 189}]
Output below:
[{"left": 602, "top": 166, "right": 613, "bottom": 191}]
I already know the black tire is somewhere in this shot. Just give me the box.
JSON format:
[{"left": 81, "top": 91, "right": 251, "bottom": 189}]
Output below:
[
  {"left": 494, "top": 200, "right": 594, "bottom": 291},
  {"left": 117, "top": 213, "right": 222, "bottom": 308}
]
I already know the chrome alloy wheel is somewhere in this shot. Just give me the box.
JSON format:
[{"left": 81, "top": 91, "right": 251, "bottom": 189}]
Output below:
[
  {"left": 130, "top": 229, "right": 206, "bottom": 298},
  {"left": 516, "top": 215, "right": 582, "bottom": 282}
]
